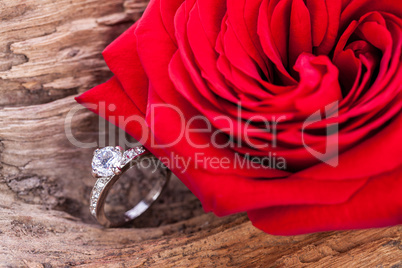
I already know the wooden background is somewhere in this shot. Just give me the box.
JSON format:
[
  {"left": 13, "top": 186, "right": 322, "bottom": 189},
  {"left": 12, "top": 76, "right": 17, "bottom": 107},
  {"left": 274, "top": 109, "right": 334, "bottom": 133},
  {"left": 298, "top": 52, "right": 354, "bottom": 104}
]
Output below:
[{"left": 0, "top": 0, "right": 401, "bottom": 267}]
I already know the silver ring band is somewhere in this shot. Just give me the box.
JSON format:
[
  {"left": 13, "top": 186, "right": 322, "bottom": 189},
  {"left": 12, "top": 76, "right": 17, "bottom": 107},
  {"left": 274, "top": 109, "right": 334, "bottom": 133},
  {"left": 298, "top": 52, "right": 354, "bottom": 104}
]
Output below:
[{"left": 90, "top": 146, "right": 170, "bottom": 227}]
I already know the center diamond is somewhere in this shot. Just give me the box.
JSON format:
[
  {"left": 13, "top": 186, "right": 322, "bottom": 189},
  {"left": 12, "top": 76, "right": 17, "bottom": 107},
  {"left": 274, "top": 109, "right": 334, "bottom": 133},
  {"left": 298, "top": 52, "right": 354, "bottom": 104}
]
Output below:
[{"left": 92, "top": 147, "right": 122, "bottom": 177}]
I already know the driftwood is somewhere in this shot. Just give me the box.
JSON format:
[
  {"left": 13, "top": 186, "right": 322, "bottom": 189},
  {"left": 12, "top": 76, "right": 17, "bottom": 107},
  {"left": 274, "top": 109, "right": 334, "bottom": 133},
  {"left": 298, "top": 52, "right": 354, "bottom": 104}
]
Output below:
[{"left": 0, "top": 0, "right": 401, "bottom": 267}]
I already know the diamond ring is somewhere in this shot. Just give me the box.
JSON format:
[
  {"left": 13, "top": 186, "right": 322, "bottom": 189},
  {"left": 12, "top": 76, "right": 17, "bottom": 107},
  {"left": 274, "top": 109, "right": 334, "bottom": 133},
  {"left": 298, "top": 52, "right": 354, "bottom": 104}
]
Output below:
[{"left": 90, "top": 146, "right": 170, "bottom": 227}]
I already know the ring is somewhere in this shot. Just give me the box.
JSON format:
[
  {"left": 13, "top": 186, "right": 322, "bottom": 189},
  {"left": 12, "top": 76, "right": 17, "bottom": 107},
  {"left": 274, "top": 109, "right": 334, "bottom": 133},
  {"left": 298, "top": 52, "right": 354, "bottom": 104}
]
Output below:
[{"left": 89, "top": 146, "right": 170, "bottom": 227}]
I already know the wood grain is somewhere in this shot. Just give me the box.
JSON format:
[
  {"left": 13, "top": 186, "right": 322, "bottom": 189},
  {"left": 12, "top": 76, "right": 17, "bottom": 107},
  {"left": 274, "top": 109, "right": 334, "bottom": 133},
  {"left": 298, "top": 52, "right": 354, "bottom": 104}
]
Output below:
[{"left": 0, "top": 0, "right": 401, "bottom": 267}]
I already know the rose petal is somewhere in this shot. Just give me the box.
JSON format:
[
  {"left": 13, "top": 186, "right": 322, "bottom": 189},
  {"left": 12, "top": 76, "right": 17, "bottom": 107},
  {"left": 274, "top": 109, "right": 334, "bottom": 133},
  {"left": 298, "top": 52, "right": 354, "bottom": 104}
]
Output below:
[
  {"left": 258, "top": 0, "right": 296, "bottom": 84},
  {"left": 75, "top": 77, "right": 148, "bottom": 142},
  {"left": 248, "top": 166, "right": 402, "bottom": 235},
  {"left": 102, "top": 23, "right": 147, "bottom": 114},
  {"left": 341, "top": 0, "right": 402, "bottom": 29},
  {"left": 294, "top": 111, "right": 402, "bottom": 180},
  {"left": 306, "top": 0, "right": 328, "bottom": 47},
  {"left": 270, "top": 0, "right": 292, "bottom": 68},
  {"left": 227, "top": 0, "right": 272, "bottom": 81},
  {"left": 289, "top": 0, "right": 312, "bottom": 70},
  {"left": 316, "top": 0, "right": 341, "bottom": 55},
  {"left": 135, "top": 0, "right": 185, "bottom": 107}
]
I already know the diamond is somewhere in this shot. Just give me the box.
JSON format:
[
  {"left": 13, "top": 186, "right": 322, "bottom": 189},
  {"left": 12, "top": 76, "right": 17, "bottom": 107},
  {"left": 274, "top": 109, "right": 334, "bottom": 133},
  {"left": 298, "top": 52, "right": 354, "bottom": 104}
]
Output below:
[
  {"left": 91, "top": 194, "right": 98, "bottom": 202},
  {"left": 93, "top": 190, "right": 100, "bottom": 199},
  {"left": 121, "top": 148, "right": 137, "bottom": 165},
  {"left": 134, "top": 146, "right": 145, "bottom": 154},
  {"left": 121, "top": 146, "right": 146, "bottom": 165},
  {"left": 96, "top": 180, "right": 105, "bottom": 190},
  {"left": 92, "top": 146, "right": 122, "bottom": 177}
]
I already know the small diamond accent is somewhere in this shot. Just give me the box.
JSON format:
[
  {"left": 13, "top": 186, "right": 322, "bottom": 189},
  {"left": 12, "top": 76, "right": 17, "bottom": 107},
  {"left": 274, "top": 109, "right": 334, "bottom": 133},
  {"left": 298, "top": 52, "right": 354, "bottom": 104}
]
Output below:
[
  {"left": 96, "top": 181, "right": 105, "bottom": 190},
  {"left": 134, "top": 146, "right": 145, "bottom": 154},
  {"left": 89, "top": 177, "right": 108, "bottom": 216},
  {"left": 121, "top": 146, "right": 145, "bottom": 165},
  {"left": 90, "top": 205, "right": 96, "bottom": 212}
]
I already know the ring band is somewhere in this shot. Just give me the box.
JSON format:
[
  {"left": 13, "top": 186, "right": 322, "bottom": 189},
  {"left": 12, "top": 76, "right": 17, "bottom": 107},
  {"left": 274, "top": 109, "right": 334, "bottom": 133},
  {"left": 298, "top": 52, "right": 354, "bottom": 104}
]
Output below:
[{"left": 89, "top": 146, "right": 170, "bottom": 227}]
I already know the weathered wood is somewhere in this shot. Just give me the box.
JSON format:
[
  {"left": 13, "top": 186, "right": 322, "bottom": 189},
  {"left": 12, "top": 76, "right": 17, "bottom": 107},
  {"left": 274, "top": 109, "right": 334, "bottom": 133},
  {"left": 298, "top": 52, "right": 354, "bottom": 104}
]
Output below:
[
  {"left": 0, "top": 0, "right": 148, "bottom": 107},
  {"left": 0, "top": 0, "right": 401, "bottom": 267},
  {"left": 1, "top": 198, "right": 401, "bottom": 267}
]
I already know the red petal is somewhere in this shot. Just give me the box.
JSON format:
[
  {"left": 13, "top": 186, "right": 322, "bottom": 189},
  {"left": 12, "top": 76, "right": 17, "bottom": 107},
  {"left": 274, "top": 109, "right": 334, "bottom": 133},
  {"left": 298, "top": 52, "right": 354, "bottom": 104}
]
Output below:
[
  {"left": 289, "top": 0, "right": 312, "bottom": 69},
  {"left": 294, "top": 112, "right": 402, "bottom": 180},
  {"left": 75, "top": 77, "right": 147, "bottom": 142},
  {"left": 102, "top": 23, "right": 147, "bottom": 114},
  {"left": 248, "top": 166, "right": 402, "bottom": 235},
  {"left": 270, "top": 0, "right": 292, "bottom": 68},
  {"left": 316, "top": 0, "right": 341, "bottom": 55},
  {"left": 306, "top": 0, "right": 328, "bottom": 47}
]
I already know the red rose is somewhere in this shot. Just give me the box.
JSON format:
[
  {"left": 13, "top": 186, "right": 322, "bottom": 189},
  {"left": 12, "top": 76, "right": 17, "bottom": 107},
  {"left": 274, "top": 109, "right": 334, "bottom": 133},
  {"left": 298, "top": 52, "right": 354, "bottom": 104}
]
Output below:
[{"left": 77, "top": 0, "right": 402, "bottom": 235}]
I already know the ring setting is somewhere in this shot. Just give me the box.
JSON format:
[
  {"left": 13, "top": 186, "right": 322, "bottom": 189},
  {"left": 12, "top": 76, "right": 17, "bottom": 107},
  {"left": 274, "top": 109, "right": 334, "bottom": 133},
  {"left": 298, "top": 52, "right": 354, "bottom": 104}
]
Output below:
[{"left": 91, "top": 146, "right": 145, "bottom": 178}]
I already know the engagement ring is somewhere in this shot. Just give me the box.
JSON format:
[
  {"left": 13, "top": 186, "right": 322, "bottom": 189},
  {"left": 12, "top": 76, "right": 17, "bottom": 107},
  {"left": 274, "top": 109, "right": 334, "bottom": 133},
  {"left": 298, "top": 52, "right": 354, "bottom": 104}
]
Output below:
[{"left": 89, "top": 146, "right": 170, "bottom": 227}]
